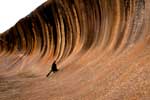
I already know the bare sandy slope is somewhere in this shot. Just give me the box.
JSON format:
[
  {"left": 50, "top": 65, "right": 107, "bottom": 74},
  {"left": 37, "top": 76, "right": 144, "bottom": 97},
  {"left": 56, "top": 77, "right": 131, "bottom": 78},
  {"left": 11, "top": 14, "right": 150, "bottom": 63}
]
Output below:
[{"left": 0, "top": 0, "right": 150, "bottom": 100}]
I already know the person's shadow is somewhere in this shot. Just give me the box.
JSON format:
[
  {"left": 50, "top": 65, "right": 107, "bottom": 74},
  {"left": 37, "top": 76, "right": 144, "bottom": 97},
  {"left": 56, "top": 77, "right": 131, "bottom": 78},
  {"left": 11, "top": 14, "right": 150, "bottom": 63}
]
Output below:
[{"left": 46, "top": 61, "right": 58, "bottom": 77}]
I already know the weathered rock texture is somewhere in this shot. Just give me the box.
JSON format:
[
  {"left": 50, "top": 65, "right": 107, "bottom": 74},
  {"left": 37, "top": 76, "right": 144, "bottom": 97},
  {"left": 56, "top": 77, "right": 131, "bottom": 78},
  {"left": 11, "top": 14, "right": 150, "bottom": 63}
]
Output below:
[{"left": 0, "top": 0, "right": 150, "bottom": 100}]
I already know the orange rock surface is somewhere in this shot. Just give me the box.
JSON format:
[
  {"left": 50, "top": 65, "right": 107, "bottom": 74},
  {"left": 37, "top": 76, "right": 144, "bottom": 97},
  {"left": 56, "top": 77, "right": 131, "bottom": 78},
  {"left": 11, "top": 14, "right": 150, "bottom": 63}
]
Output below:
[{"left": 0, "top": 0, "right": 150, "bottom": 100}]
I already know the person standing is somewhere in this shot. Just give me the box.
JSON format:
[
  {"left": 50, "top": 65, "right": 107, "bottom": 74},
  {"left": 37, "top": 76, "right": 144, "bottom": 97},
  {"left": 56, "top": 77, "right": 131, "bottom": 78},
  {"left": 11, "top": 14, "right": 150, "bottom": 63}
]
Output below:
[{"left": 46, "top": 61, "right": 58, "bottom": 77}]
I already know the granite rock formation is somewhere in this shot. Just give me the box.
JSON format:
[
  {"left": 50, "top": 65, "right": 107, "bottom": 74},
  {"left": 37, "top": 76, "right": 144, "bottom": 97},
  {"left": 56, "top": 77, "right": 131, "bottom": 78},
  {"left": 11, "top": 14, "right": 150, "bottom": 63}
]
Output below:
[{"left": 0, "top": 0, "right": 150, "bottom": 100}]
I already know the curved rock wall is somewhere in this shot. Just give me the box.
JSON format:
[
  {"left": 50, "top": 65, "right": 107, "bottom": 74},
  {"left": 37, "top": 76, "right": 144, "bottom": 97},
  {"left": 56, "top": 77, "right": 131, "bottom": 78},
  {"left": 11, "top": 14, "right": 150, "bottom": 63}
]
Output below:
[{"left": 0, "top": 0, "right": 150, "bottom": 99}]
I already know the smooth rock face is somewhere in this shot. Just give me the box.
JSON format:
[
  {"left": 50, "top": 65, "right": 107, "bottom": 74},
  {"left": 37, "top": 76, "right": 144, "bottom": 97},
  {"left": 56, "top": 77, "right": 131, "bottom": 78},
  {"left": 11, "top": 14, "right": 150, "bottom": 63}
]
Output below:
[{"left": 0, "top": 0, "right": 150, "bottom": 100}]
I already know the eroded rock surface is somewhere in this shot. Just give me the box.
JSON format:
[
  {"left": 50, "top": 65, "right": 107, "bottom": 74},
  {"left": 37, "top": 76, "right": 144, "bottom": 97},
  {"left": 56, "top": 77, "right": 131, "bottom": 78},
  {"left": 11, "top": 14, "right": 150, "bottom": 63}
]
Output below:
[{"left": 0, "top": 0, "right": 150, "bottom": 100}]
